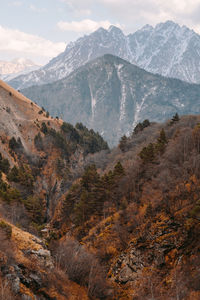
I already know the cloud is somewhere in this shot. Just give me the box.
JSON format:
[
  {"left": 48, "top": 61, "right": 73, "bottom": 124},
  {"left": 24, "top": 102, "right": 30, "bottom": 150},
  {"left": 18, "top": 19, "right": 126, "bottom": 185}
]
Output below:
[
  {"left": 74, "top": 9, "right": 92, "bottom": 17},
  {"left": 57, "top": 19, "right": 121, "bottom": 33},
  {"left": 10, "top": 1, "right": 23, "bottom": 6},
  {"left": 0, "top": 26, "right": 66, "bottom": 63},
  {"left": 29, "top": 4, "right": 47, "bottom": 13},
  {"left": 58, "top": 0, "right": 200, "bottom": 33},
  {"left": 98, "top": 0, "right": 200, "bottom": 32},
  {"left": 59, "top": 1, "right": 92, "bottom": 17}
]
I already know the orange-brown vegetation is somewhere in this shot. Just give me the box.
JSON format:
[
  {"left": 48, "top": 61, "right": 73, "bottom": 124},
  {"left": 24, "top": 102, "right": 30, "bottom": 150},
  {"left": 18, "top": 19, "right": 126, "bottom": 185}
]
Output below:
[
  {"left": 0, "top": 81, "right": 200, "bottom": 299},
  {"left": 52, "top": 114, "right": 200, "bottom": 299}
]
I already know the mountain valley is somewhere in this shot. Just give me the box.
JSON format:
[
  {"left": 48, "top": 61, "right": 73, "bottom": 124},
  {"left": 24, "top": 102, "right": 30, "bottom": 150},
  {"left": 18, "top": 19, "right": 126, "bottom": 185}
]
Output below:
[
  {"left": 0, "top": 80, "right": 199, "bottom": 299},
  {"left": 0, "top": 14, "right": 200, "bottom": 300}
]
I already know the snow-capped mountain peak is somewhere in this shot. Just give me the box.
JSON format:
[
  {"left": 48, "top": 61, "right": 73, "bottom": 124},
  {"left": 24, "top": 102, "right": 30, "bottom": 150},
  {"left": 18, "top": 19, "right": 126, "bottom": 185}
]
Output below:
[
  {"left": 0, "top": 58, "right": 41, "bottom": 82},
  {"left": 8, "top": 20, "right": 200, "bottom": 89}
]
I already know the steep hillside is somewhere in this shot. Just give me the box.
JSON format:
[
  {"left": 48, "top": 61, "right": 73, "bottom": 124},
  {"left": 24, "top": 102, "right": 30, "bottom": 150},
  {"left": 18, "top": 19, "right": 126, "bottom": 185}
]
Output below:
[
  {"left": 22, "top": 54, "right": 200, "bottom": 146},
  {"left": 0, "top": 79, "right": 108, "bottom": 230},
  {"left": 0, "top": 217, "right": 89, "bottom": 299},
  {"left": 0, "top": 80, "right": 200, "bottom": 299},
  {"left": 8, "top": 20, "right": 200, "bottom": 89},
  {"left": 0, "top": 80, "right": 109, "bottom": 299},
  {"left": 51, "top": 114, "right": 200, "bottom": 299}
]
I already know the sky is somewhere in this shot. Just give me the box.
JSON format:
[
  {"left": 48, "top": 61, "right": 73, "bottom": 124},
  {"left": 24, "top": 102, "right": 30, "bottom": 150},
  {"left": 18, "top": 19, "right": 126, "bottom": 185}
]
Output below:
[{"left": 1, "top": 0, "right": 200, "bottom": 65}]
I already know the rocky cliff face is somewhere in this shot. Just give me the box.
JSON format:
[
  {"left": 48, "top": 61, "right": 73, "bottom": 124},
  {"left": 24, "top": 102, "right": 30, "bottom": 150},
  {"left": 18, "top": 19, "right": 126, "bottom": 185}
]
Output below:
[
  {"left": 0, "top": 219, "right": 89, "bottom": 299},
  {"left": 128, "top": 20, "right": 200, "bottom": 83},
  {"left": 8, "top": 21, "right": 200, "bottom": 89},
  {"left": 22, "top": 54, "right": 200, "bottom": 146}
]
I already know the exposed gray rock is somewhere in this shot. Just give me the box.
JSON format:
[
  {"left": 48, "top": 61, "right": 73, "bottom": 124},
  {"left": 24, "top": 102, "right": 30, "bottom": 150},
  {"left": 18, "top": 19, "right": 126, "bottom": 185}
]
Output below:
[
  {"left": 8, "top": 21, "right": 200, "bottom": 90},
  {"left": 21, "top": 295, "right": 34, "bottom": 300},
  {"left": 23, "top": 54, "right": 200, "bottom": 146},
  {"left": 29, "top": 249, "right": 54, "bottom": 269},
  {"left": 119, "top": 265, "right": 134, "bottom": 283}
]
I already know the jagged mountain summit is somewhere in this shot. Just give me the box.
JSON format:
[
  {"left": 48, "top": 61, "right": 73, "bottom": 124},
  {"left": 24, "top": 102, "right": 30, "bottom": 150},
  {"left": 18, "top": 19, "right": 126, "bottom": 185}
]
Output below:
[
  {"left": 8, "top": 20, "right": 200, "bottom": 89},
  {"left": 0, "top": 58, "right": 40, "bottom": 82},
  {"left": 22, "top": 54, "right": 200, "bottom": 146},
  {"left": 128, "top": 20, "right": 200, "bottom": 83}
]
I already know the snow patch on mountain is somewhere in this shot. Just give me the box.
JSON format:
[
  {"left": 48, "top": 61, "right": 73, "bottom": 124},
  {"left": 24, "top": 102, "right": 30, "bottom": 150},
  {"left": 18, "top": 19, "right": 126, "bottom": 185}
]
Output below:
[{"left": 8, "top": 20, "right": 200, "bottom": 90}]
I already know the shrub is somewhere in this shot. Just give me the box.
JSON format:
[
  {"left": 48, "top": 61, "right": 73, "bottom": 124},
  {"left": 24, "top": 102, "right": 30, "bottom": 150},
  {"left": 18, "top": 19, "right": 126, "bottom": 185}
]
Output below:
[
  {"left": 0, "top": 220, "right": 12, "bottom": 238},
  {"left": 23, "top": 195, "right": 44, "bottom": 223},
  {"left": 0, "top": 153, "right": 10, "bottom": 174},
  {"left": 7, "top": 165, "right": 34, "bottom": 188},
  {"left": 134, "top": 119, "right": 150, "bottom": 134},
  {"left": 34, "top": 132, "right": 43, "bottom": 151},
  {"left": 190, "top": 199, "right": 200, "bottom": 220},
  {"left": 53, "top": 238, "right": 111, "bottom": 298},
  {"left": 41, "top": 122, "right": 48, "bottom": 134},
  {"left": 9, "top": 137, "right": 23, "bottom": 151}
]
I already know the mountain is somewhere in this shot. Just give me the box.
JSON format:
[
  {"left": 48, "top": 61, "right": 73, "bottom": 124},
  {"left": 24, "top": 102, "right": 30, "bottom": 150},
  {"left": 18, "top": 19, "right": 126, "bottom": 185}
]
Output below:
[
  {"left": 22, "top": 54, "right": 200, "bottom": 146},
  {"left": 0, "top": 78, "right": 108, "bottom": 223},
  {"left": 8, "top": 21, "right": 200, "bottom": 89},
  {"left": 0, "top": 58, "right": 41, "bottom": 82},
  {"left": 0, "top": 79, "right": 108, "bottom": 298},
  {"left": 52, "top": 114, "right": 200, "bottom": 300},
  {"left": 0, "top": 80, "right": 200, "bottom": 299},
  {"left": 128, "top": 20, "right": 200, "bottom": 83}
]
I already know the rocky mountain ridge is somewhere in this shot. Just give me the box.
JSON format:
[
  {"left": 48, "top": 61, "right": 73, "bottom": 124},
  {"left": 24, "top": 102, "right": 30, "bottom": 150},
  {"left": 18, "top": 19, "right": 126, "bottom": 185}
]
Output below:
[
  {"left": 8, "top": 20, "right": 200, "bottom": 89},
  {"left": 0, "top": 58, "right": 40, "bottom": 82},
  {"left": 22, "top": 54, "right": 200, "bottom": 146}
]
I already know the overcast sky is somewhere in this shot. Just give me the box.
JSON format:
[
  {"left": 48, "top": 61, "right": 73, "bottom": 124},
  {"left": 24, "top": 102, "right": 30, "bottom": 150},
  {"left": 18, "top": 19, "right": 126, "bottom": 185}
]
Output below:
[{"left": 1, "top": 0, "right": 200, "bottom": 64}]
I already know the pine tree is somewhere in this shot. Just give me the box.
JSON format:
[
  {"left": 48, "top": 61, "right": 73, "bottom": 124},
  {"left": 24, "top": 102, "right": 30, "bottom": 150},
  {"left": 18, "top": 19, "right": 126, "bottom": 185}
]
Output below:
[
  {"left": 170, "top": 113, "right": 180, "bottom": 125},
  {"left": 113, "top": 161, "right": 125, "bottom": 177},
  {"left": 139, "top": 143, "right": 155, "bottom": 163},
  {"left": 119, "top": 135, "right": 128, "bottom": 152},
  {"left": 155, "top": 129, "right": 168, "bottom": 154}
]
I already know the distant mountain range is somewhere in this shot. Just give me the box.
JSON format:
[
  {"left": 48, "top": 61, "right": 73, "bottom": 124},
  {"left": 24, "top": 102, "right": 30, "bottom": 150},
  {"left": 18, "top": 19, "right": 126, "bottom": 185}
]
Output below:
[
  {"left": 0, "top": 58, "right": 41, "bottom": 82},
  {"left": 22, "top": 54, "right": 200, "bottom": 146},
  {"left": 9, "top": 20, "right": 200, "bottom": 89}
]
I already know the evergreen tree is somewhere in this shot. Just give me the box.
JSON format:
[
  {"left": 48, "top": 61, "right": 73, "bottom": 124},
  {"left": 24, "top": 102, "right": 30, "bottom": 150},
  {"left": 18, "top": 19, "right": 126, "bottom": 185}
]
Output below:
[
  {"left": 170, "top": 113, "right": 180, "bottom": 125},
  {"left": 133, "top": 119, "right": 150, "bottom": 134},
  {"left": 119, "top": 135, "right": 128, "bottom": 152},
  {"left": 139, "top": 143, "right": 155, "bottom": 163},
  {"left": 113, "top": 161, "right": 125, "bottom": 177},
  {"left": 41, "top": 122, "right": 48, "bottom": 134},
  {"left": 156, "top": 128, "right": 168, "bottom": 154}
]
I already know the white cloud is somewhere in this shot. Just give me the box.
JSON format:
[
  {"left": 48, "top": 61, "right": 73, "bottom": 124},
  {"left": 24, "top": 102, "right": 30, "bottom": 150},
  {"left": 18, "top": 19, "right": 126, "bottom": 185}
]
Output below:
[
  {"left": 59, "top": 0, "right": 200, "bottom": 34},
  {"left": 57, "top": 19, "right": 121, "bottom": 33},
  {"left": 0, "top": 26, "right": 66, "bottom": 63},
  {"left": 98, "top": 0, "right": 200, "bottom": 33}
]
